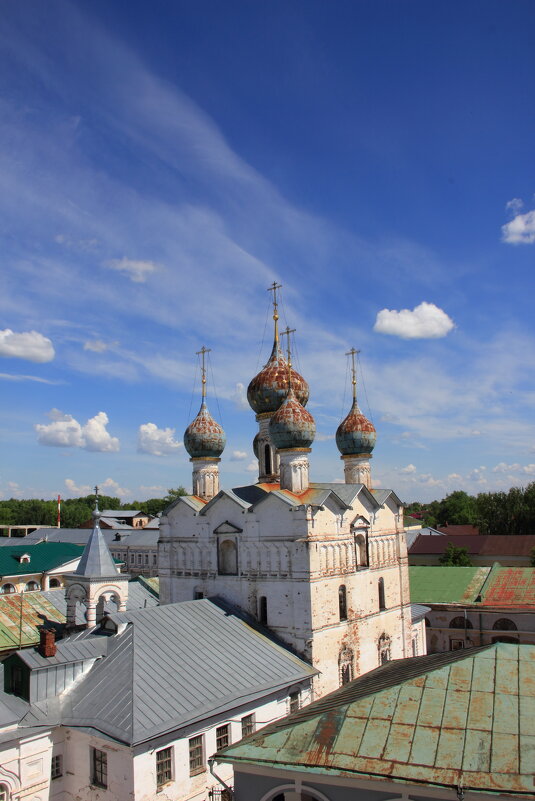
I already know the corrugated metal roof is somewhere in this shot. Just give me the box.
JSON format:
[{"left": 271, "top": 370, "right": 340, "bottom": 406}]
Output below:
[
  {"left": 409, "top": 566, "right": 490, "bottom": 604},
  {"left": 0, "top": 542, "right": 83, "bottom": 577},
  {"left": 217, "top": 644, "right": 535, "bottom": 795},
  {"left": 61, "top": 599, "right": 316, "bottom": 745}
]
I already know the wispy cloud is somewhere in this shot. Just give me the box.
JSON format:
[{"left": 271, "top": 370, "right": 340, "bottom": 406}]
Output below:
[
  {"left": 0, "top": 373, "right": 60, "bottom": 384},
  {"left": 105, "top": 258, "right": 159, "bottom": 283}
]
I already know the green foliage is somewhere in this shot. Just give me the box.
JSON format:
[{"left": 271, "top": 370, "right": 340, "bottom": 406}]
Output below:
[
  {"left": 0, "top": 486, "right": 189, "bottom": 530},
  {"left": 530, "top": 547, "right": 535, "bottom": 568},
  {"left": 439, "top": 542, "right": 473, "bottom": 566}
]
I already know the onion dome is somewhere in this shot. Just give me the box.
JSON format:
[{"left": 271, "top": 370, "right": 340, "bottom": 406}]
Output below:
[
  {"left": 269, "top": 388, "right": 315, "bottom": 450},
  {"left": 252, "top": 432, "right": 259, "bottom": 458},
  {"left": 336, "top": 400, "right": 376, "bottom": 456},
  {"left": 183, "top": 401, "right": 226, "bottom": 458},
  {"left": 247, "top": 342, "right": 309, "bottom": 415}
]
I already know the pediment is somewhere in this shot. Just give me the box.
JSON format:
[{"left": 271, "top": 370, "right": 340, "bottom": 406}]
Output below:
[
  {"left": 351, "top": 514, "right": 370, "bottom": 529},
  {"left": 213, "top": 520, "right": 243, "bottom": 535}
]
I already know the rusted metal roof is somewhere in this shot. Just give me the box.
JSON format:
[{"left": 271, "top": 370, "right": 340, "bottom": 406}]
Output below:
[
  {"left": 481, "top": 567, "right": 535, "bottom": 607},
  {"left": 217, "top": 644, "right": 535, "bottom": 795},
  {"left": 410, "top": 534, "right": 535, "bottom": 557},
  {"left": 437, "top": 525, "right": 480, "bottom": 536}
]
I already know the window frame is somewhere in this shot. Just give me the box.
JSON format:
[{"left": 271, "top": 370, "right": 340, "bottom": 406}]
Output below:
[
  {"left": 338, "top": 584, "right": 347, "bottom": 621},
  {"left": 51, "top": 753, "right": 63, "bottom": 780},
  {"left": 91, "top": 747, "right": 108, "bottom": 789},
  {"left": 188, "top": 734, "right": 204, "bottom": 776},
  {"left": 216, "top": 724, "right": 230, "bottom": 751},
  {"left": 156, "top": 746, "right": 173, "bottom": 788},
  {"left": 289, "top": 690, "right": 300, "bottom": 714},
  {"left": 241, "top": 714, "right": 255, "bottom": 738},
  {"left": 0, "top": 783, "right": 8, "bottom": 801}
]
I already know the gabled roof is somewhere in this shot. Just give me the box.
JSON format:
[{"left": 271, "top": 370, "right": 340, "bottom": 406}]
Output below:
[
  {"left": 410, "top": 534, "right": 535, "bottom": 557},
  {"left": 58, "top": 599, "right": 316, "bottom": 745},
  {"left": 0, "top": 542, "right": 84, "bottom": 577},
  {"left": 199, "top": 488, "right": 251, "bottom": 515},
  {"left": 370, "top": 488, "right": 403, "bottom": 507},
  {"left": 217, "top": 644, "right": 535, "bottom": 795}
]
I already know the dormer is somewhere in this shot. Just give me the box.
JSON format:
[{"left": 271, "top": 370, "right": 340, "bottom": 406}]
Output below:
[{"left": 17, "top": 554, "right": 30, "bottom": 564}]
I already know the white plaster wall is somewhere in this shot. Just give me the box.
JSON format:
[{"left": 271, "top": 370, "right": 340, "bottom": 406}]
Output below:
[
  {"left": 425, "top": 607, "right": 535, "bottom": 653},
  {"left": 0, "top": 727, "right": 54, "bottom": 801}
]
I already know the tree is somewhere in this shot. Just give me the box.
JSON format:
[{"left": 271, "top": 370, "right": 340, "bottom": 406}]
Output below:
[
  {"left": 163, "top": 487, "right": 188, "bottom": 504},
  {"left": 439, "top": 542, "right": 473, "bottom": 566},
  {"left": 437, "top": 491, "right": 477, "bottom": 526}
]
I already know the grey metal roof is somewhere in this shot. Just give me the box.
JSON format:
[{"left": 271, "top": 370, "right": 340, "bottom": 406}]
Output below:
[
  {"left": 101, "top": 510, "right": 149, "bottom": 519},
  {"left": 75, "top": 518, "right": 119, "bottom": 578},
  {"left": 17, "top": 634, "right": 109, "bottom": 668},
  {"left": 0, "top": 690, "right": 29, "bottom": 727},
  {"left": 410, "top": 603, "right": 430, "bottom": 622},
  {"left": 61, "top": 599, "right": 316, "bottom": 745},
  {"left": 113, "top": 529, "right": 159, "bottom": 547}
]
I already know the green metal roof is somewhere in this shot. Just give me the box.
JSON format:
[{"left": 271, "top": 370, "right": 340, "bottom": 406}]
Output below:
[
  {"left": 0, "top": 542, "right": 84, "bottom": 577},
  {"left": 217, "top": 644, "right": 535, "bottom": 795},
  {"left": 409, "top": 565, "right": 490, "bottom": 604}
]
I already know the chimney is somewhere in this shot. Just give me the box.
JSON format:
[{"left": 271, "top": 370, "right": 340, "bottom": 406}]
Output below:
[{"left": 39, "top": 628, "right": 56, "bottom": 658}]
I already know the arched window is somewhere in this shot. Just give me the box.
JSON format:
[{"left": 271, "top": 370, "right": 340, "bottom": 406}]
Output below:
[
  {"left": 338, "top": 585, "right": 347, "bottom": 620},
  {"left": 259, "top": 596, "right": 268, "bottom": 625},
  {"left": 0, "top": 783, "right": 9, "bottom": 801},
  {"left": 218, "top": 539, "right": 238, "bottom": 575},
  {"left": 378, "top": 633, "right": 391, "bottom": 665},
  {"left": 378, "top": 577, "right": 385, "bottom": 610},
  {"left": 25, "top": 581, "right": 40, "bottom": 592},
  {"left": 492, "top": 618, "right": 517, "bottom": 631},
  {"left": 450, "top": 616, "right": 473, "bottom": 629},
  {"left": 264, "top": 444, "right": 272, "bottom": 476},
  {"left": 492, "top": 635, "right": 519, "bottom": 644},
  {"left": 49, "top": 578, "right": 61, "bottom": 588},
  {"left": 354, "top": 533, "right": 368, "bottom": 568},
  {"left": 339, "top": 646, "right": 354, "bottom": 686},
  {"left": 0, "top": 584, "right": 15, "bottom": 595}
]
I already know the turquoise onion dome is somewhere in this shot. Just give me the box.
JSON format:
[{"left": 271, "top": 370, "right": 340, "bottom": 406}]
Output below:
[
  {"left": 269, "top": 388, "right": 316, "bottom": 450},
  {"left": 183, "top": 401, "right": 226, "bottom": 458},
  {"left": 336, "top": 399, "right": 376, "bottom": 456}
]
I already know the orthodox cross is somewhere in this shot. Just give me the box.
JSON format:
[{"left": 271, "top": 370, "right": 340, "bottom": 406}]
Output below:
[
  {"left": 267, "top": 281, "right": 282, "bottom": 341},
  {"left": 346, "top": 347, "right": 360, "bottom": 401},
  {"left": 281, "top": 326, "right": 296, "bottom": 389},
  {"left": 196, "top": 345, "right": 211, "bottom": 398}
]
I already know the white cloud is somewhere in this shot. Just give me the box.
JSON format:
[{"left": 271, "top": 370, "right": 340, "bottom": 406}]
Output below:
[
  {"left": 137, "top": 422, "right": 182, "bottom": 456},
  {"left": 506, "top": 198, "right": 524, "bottom": 215},
  {"left": 374, "top": 302, "right": 455, "bottom": 339},
  {"left": 400, "top": 464, "right": 417, "bottom": 474},
  {"left": 246, "top": 460, "right": 258, "bottom": 473},
  {"left": 84, "top": 339, "right": 112, "bottom": 353},
  {"left": 493, "top": 462, "right": 535, "bottom": 475},
  {"left": 65, "top": 478, "right": 91, "bottom": 496},
  {"left": 0, "top": 329, "right": 55, "bottom": 362},
  {"left": 0, "top": 373, "right": 60, "bottom": 384},
  {"left": 99, "top": 477, "right": 130, "bottom": 499},
  {"left": 231, "top": 382, "right": 249, "bottom": 411},
  {"left": 501, "top": 209, "right": 535, "bottom": 244},
  {"left": 35, "top": 410, "right": 120, "bottom": 452},
  {"left": 230, "top": 450, "right": 248, "bottom": 461},
  {"left": 105, "top": 258, "right": 158, "bottom": 282}
]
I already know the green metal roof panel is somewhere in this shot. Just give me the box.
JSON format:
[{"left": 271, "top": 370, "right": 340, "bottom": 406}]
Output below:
[
  {"left": 0, "top": 542, "right": 84, "bottom": 577},
  {"left": 409, "top": 566, "right": 490, "bottom": 604},
  {"left": 217, "top": 644, "right": 535, "bottom": 795}
]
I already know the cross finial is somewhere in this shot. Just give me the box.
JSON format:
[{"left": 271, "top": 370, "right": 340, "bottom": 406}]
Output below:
[
  {"left": 281, "top": 326, "right": 296, "bottom": 389},
  {"left": 196, "top": 345, "right": 212, "bottom": 399},
  {"left": 267, "top": 281, "right": 282, "bottom": 344},
  {"left": 345, "top": 348, "right": 360, "bottom": 401},
  {"left": 93, "top": 485, "right": 100, "bottom": 518}
]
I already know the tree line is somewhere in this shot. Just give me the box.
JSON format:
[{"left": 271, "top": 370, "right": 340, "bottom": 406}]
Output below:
[
  {"left": 406, "top": 483, "right": 535, "bottom": 535},
  {"left": 0, "top": 488, "right": 187, "bottom": 529}
]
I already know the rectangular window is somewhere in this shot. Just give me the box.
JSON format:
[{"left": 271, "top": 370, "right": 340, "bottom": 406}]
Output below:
[
  {"left": 216, "top": 724, "right": 230, "bottom": 751},
  {"left": 137, "top": 553, "right": 142, "bottom": 564},
  {"left": 156, "top": 746, "right": 173, "bottom": 787},
  {"left": 144, "top": 553, "right": 149, "bottom": 564},
  {"left": 189, "top": 735, "right": 204, "bottom": 776},
  {"left": 153, "top": 554, "right": 157, "bottom": 565},
  {"left": 241, "top": 714, "right": 254, "bottom": 738},
  {"left": 289, "top": 691, "right": 300, "bottom": 714},
  {"left": 91, "top": 748, "right": 107, "bottom": 788},
  {"left": 51, "top": 754, "right": 62, "bottom": 779}
]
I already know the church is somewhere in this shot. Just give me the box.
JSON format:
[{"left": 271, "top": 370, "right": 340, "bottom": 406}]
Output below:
[{"left": 160, "top": 286, "right": 419, "bottom": 697}]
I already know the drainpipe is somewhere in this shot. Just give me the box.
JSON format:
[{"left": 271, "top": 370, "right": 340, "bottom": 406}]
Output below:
[{"left": 208, "top": 758, "right": 233, "bottom": 798}]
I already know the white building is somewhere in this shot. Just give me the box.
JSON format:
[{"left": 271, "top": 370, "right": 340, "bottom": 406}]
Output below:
[
  {"left": 160, "top": 301, "right": 418, "bottom": 697},
  {"left": 0, "top": 505, "right": 315, "bottom": 801}
]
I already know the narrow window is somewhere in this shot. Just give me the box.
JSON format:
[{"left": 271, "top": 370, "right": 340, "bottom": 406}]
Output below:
[
  {"left": 289, "top": 691, "right": 300, "bottom": 714},
  {"left": 0, "top": 784, "right": 8, "bottom": 801},
  {"left": 241, "top": 714, "right": 255, "bottom": 738},
  {"left": 264, "top": 443, "right": 272, "bottom": 476},
  {"left": 156, "top": 746, "right": 173, "bottom": 787},
  {"left": 412, "top": 637, "right": 419, "bottom": 657},
  {"left": 378, "top": 577, "right": 385, "bottom": 610},
  {"left": 144, "top": 553, "right": 149, "bottom": 565},
  {"left": 259, "top": 596, "right": 267, "bottom": 625},
  {"left": 216, "top": 724, "right": 230, "bottom": 751},
  {"left": 341, "top": 662, "right": 353, "bottom": 685},
  {"left": 218, "top": 539, "right": 238, "bottom": 575},
  {"left": 338, "top": 585, "right": 347, "bottom": 620},
  {"left": 51, "top": 754, "right": 63, "bottom": 779},
  {"left": 137, "top": 553, "right": 142, "bottom": 564},
  {"left": 91, "top": 748, "right": 107, "bottom": 788},
  {"left": 153, "top": 553, "right": 157, "bottom": 565},
  {"left": 189, "top": 735, "right": 204, "bottom": 776}
]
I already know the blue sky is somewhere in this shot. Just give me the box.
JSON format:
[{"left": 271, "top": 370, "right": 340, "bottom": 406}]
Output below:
[{"left": 1, "top": 0, "right": 534, "bottom": 504}]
